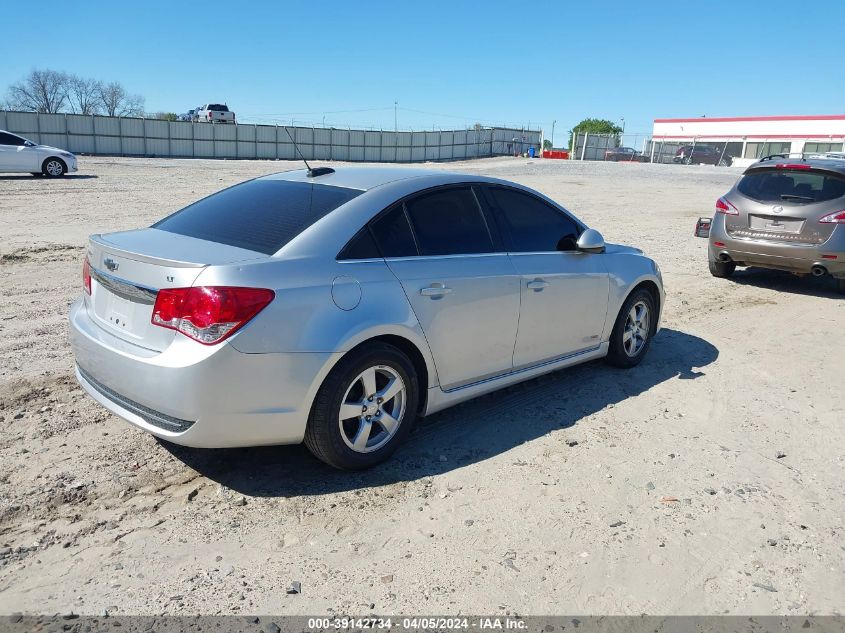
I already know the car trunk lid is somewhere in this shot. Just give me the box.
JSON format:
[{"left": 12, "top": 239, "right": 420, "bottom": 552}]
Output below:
[{"left": 85, "top": 228, "right": 265, "bottom": 351}]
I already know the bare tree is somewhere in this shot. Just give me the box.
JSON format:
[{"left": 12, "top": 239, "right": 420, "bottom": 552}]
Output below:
[
  {"left": 67, "top": 75, "right": 103, "bottom": 115},
  {"left": 5, "top": 69, "right": 69, "bottom": 113},
  {"left": 98, "top": 82, "right": 145, "bottom": 117}
]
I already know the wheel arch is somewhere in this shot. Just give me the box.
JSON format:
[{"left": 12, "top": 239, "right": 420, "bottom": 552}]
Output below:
[
  {"left": 42, "top": 156, "right": 67, "bottom": 174},
  {"left": 314, "top": 329, "right": 437, "bottom": 417},
  {"left": 622, "top": 278, "right": 663, "bottom": 335}
]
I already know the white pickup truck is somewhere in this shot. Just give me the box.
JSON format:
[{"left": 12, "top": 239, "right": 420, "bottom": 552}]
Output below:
[{"left": 194, "top": 104, "right": 235, "bottom": 124}]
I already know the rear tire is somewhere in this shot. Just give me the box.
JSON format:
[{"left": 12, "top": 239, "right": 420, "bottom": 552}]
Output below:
[
  {"left": 709, "top": 259, "right": 736, "bottom": 278},
  {"left": 42, "top": 158, "right": 66, "bottom": 178},
  {"left": 304, "top": 343, "right": 419, "bottom": 470},
  {"left": 836, "top": 278, "right": 845, "bottom": 295},
  {"left": 605, "top": 288, "right": 656, "bottom": 369}
]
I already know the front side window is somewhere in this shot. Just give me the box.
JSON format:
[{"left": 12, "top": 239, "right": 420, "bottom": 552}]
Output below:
[
  {"left": 0, "top": 132, "right": 26, "bottom": 146},
  {"left": 484, "top": 187, "right": 581, "bottom": 252},
  {"left": 404, "top": 187, "right": 493, "bottom": 256},
  {"left": 154, "top": 180, "right": 361, "bottom": 254}
]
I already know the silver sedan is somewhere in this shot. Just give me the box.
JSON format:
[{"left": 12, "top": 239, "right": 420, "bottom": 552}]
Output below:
[{"left": 69, "top": 167, "right": 664, "bottom": 469}]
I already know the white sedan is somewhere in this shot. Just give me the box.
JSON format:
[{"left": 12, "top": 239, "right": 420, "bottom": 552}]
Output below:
[{"left": 0, "top": 129, "right": 78, "bottom": 177}]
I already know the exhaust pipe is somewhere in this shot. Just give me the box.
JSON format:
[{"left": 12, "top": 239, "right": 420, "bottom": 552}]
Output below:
[
  {"left": 718, "top": 253, "right": 733, "bottom": 263},
  {"left": 811, "top": 265, "right": 827, "bottom": 277}
]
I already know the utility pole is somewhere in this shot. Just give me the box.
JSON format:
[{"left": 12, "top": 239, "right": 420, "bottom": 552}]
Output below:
[
  {"left": 551, "top": 120, "right": 556, "bottom": 149},
  {"left": 394, "top": 101, "right": 398, "bottom": 132}
]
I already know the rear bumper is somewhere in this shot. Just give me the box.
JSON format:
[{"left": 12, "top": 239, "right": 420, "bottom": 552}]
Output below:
[
  {"left": 709, "top": 216, "right": 845, "bottom": 278},
  {"left": 69, "top": 298, "right": 340, "bottom": 448}
]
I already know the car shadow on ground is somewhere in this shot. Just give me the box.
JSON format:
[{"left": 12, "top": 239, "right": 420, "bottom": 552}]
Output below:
[
  {"left": 0, "top": 174, "right": 98, "bottom": 181},
  {"left": 729, "top": 267, "right": 843, "bottom": 298},
  {"left": 164, "top": 327, "right": 718, "bottom": 497}
]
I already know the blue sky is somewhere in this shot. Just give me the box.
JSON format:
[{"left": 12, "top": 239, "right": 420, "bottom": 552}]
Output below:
[{"left": 3, "top": 1, "right": 844, "bottom": 147}]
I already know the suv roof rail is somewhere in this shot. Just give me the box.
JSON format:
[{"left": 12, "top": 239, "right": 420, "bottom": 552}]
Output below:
[
  {"left": 758, "top": 152, "right": 806, "bottom": 162},
  {"left": 758, "top": 151, "right": 845, "bottom": 163}
]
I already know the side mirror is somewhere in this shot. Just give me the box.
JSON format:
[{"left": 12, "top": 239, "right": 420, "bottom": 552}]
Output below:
[
  {"left": 24, "top": 140, "right": 36, "bottom": 147},
  {"left": 576, "top": 229, "right": 605, "bottom": 254}
]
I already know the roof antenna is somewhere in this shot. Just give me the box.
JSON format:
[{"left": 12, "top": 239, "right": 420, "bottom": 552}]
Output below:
[{"left": 283, "top": 127, "right": 334, "bottom": 178}]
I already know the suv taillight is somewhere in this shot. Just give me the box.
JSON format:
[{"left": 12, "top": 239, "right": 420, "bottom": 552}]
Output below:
[
  {"left": 819, "top": 210, "right": 845, "bottom": 224},
  {"left": 715, "top": 197, "right": 738, "bottom": 215},
  {"left": 208, "top": 112, "right": 213, "bottom": 119},
  {"left": 82, "top": 256, "right": 91, "bottom": 295},
  {"left": 151, "top": 286, "right": 274, "bottom": 345}
]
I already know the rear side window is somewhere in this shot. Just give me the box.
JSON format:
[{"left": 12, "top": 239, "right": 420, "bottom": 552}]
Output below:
[
  {"left": 153, "top": 180, "right": 361, "bottom": 254},
  {"left": 338, "top": 227, "right": 380, "bottom": 260},
  {"left": 370, "top": 204, "right": 418, "bottom": 258},
  {"left": 404, "top": 187, "right": 493, "bottom": 256},
  {"left": 737, "top": 169, "right": 845, "bottom": 203},
  {"left": 484, "top": 187, "right": 581, "bottom": 252},
  {"left": 207, "top": 104, "right": 229, "bottom": 112}
]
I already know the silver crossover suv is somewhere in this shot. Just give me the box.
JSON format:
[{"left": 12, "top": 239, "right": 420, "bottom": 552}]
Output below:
[
  {"left": 69, "top": 168, "right": 664, "bottom": 469},
  {"left": 705, "top": 155, "right": 845, "bottom": 293}
]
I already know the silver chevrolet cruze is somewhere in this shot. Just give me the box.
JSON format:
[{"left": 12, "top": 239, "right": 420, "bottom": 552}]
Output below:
[{"left": 69, "top": 167, "right": 664, "bottom": 469}]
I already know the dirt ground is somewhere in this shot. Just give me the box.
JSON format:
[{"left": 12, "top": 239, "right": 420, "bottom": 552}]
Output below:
[{"left": 0, "top": 156, "right": 842, "bottom": 616}]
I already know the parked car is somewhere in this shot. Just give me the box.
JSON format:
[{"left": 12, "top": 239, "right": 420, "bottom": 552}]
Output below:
[
  {"left": 0, "top": 130, "right": 78, "bottom": 177},
  {"left": 69, "top": 168, "right": 664, "bottom": 469},
  {"left": 674, "top": 145, "right": 731, "bottom": 166},
  {"left": 699, "top": 155, "right": 845, "bottom": 293},
  {"left": 196, "top": 103, "right": 235, "bottom": 124},
  {"left": 605, "top": 147, "right": 649, "bottom": 162}
]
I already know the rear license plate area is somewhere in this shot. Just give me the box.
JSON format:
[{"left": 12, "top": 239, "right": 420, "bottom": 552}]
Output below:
[
  {"left": 749, "top": 214, "right": 803, "bottom": 233},
  {"left": 106, "top": 293, "right": 133, "bottom": 330}
]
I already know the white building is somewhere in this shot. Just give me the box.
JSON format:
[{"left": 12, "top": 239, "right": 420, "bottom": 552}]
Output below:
[{"left": 651, "top": 114, "right": 845, "bottom": 161}]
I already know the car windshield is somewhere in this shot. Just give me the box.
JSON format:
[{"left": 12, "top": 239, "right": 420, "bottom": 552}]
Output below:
[{"left": 153, "top": 179, "right": 362, "bottom": 254}]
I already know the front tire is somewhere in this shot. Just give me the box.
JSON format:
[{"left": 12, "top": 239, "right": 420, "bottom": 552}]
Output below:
[
  {"left": 709, "top": 259, "right": 736, "bottom": 278},
  {"left": 42, "top": 158, "right": 66, "bottom": 178},
  {"left": 304, "top": 343, "right": 419, "bottom": 470},
  {"left": 605, "top": 288, "right": 656, "bottom": 368}
]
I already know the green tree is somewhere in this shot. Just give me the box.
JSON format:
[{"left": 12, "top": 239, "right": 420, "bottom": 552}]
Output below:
[
  {"left": 154, "top": 112, "right": 179, "bottom": 121},
  {"left": 542, "top": 139, "right": 553, "bottom": 150},
  {"left": 569, "top": 118, "right": 622, "bottom": 150}
]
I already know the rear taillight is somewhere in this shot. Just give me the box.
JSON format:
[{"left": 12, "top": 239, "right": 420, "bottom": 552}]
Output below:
[
  {"left": 208, "top": 112, "right": 213, "bottom": 119},
  {"left": 819, "top": 210, "right": 845, "bottom": 224},
  {"left": 715, "top": 197, "right": 739, "bottom": 215},
  {"left": 82, "top": 257, "right": 91, "bottom": 295},
  {"left": 151, "top": 286, "right": 275, "bottom": 345}
]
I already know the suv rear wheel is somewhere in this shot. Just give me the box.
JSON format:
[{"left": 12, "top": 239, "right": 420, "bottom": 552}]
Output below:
[
  {"left": 709, "top": 259, "right": 736, "bottom": 278},
  {"left": 304, "top": 343, "right": 419, "bottom": 470}
]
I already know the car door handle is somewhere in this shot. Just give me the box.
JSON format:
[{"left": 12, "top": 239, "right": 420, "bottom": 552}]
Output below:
[
  {"left": 419, "top": 284, "right": 453, "bottom": 298},
  {"left": 526, "top": 279, "right": 550, "bottom": 291}
]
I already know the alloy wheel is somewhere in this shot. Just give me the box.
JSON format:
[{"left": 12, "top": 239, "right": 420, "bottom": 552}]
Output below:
[
  {"left": 338, "top": 365, "right": 406, "bottom": 453},
  {"left": 45, "top": 160, "right": 64, "bottom": 176},
  {"left": 622, "top": 301, "right": 650, "bottom": 357}
]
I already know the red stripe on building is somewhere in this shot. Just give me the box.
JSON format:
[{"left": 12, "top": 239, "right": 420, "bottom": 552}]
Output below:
[
  {"left": 653, "top": 134, "right": 845, "bottom": 140},
  {"left": 653, "top": 114, "right": 845, "bottom": 124}
]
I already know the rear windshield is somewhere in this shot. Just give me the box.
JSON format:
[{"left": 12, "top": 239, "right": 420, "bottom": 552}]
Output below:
[
  {"left": 207, "top": 104, "right": 229, "bottom": 112},
  {"left": 738, "top": 169, "right": 845, "bottom": 203},
  {"left": 153, "top": 180, "right": 362, "bottom": 254}
]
